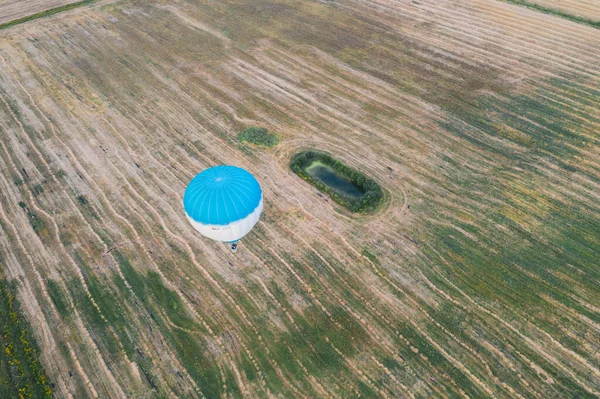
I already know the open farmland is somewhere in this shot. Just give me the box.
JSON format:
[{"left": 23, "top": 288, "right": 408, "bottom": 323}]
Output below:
[{"left": 0, "top": 0, "right": 599, "bottom": 397}]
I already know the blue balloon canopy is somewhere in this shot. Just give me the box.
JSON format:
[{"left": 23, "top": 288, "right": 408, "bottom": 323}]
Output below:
[{"left": 183, "top": 166, "right": 262, "bottom": 226}]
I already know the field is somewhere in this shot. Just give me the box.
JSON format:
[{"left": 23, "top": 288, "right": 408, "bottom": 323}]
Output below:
[{"left": 0, "top": 0, "right": 599, "bottom": 397}]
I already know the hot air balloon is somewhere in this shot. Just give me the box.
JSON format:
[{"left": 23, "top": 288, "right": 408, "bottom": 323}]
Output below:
[{"left": 183, "top": 165, "right": 263, "bottom": 252}]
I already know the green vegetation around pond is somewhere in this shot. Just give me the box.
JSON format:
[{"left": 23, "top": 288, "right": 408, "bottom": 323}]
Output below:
[
  {"left": 291, "top": 151, "right": 383, "bottom": 213},
  {"left": 237, "top": 127, "right": 279, "bottom": 147}
]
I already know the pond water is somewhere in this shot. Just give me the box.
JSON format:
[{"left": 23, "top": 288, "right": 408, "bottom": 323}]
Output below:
[{"left": 305, "top": 161, "right": 364, "bottom": 198}]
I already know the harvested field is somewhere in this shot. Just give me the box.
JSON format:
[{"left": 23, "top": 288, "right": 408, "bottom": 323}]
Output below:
[
  {"left": 0, "top": 0, "right": 78, "bottom": 25},
  {"left": 0, "top": 0, "right": 599, "bottom": 398}
]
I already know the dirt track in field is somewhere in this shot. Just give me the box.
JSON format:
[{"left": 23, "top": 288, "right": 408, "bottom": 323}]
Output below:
[{"left": 0, "top": 0, "right": 599, "bottom": 397}]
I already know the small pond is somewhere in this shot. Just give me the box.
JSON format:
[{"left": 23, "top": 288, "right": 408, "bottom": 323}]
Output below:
[{"left": 305, "top": 161, "right": 364, "bottom": 198}]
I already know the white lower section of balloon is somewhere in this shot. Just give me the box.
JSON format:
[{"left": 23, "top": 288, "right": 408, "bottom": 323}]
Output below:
[{"left": 185, "top": 198, "right": 263, "bottom": 242}]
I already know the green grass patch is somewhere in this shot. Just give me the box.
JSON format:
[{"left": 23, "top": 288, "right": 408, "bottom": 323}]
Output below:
[
  {"left": 114, "top": 251, "right": 197, "bottom": 330},
  {"left": 237, "top": 127, "right": 279, "bottom": 147},
  {"left": 68, "top": 278, "right": 122, "bottom": 357},
  {"left": 270, "top": 305, "right": 369, "bottom": 381},
  {"left": 83, "top": 274, "right": 137, "bottom": 357},
  {"left": 18, "top": 202, "right": 47, "bottom": 237},
  {"left": 113, "top": 251, "right": 146, "bottom": 300},
  {"left": 150, "top": 311, "right": 221, "bottom": 397},
  {"left": 357, "top": 381, "right": 378, "bottom": 398},
  {"left": 0, "top": 1, "right": 95, "bottom": 31},
  {"left": 46, "top": 280, "right": 69, "bottom": 318},
  {"left": 76, "top": 195, "right": 99, "bottom": 220},
  {"left": 397, "top": 324, "right": 482, "bottom": 396},
  {"left": 113, "top": 250, "right": 219, "bottom": 358},
  {"left": 291, "top": 150, "right": 383, "bottom": 213},
  {"left": 0, "top": 279, "right": 54, "bottom": 399},
  {"left": 32, "top": 184, "right": 44, "bottom": 196},
  {"left": 361, "top": 248, "right": 380, "bottom": 265},
  {"left": 146, "top": 272, "right": 196, "bottom": 330}
]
